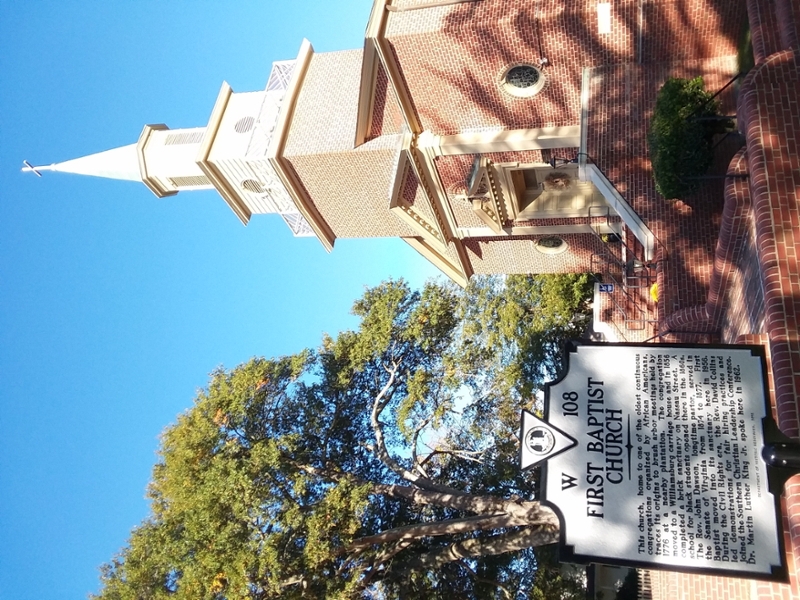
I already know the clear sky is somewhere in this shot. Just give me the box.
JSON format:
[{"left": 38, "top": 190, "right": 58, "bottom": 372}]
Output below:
[{"left": 0, "top": 2, "right": 441, "bottom": 598}]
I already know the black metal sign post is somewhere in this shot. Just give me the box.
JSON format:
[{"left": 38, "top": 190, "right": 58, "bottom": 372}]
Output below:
[{"left": 520, "top": 343, "right": 788, "bottom": 581}]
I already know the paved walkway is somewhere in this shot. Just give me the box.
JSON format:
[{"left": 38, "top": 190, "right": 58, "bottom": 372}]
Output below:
[
  {"left": 741, "top": 45, "right": 800, "bottom": 600},
  {"left": 647, "top": 0, "right": 800, "bottom": 595},
  {"left": 591, "top": 0, "right": 800, "bottom": 595}
]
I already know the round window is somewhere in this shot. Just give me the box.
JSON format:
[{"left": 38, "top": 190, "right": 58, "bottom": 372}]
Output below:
[
  {"left": 501, "top": 63, "right": 546, "bottom": 98},
  {"left": 507, "top": 65, "right": 540, "bottom": 88},
  {"left": 534, "top": 236, "right": 568, "bottom": 254},
  {"left": 235, "top": 117, "right": 255, "bottom": 134},
  {"left": 241, "top": 179, "right": 265, "bottom": 194}
]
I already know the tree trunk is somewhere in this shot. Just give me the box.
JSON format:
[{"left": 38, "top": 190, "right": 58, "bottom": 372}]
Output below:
[
  {"left": 349, "top": 513, "right": 520, "bottom": 550},
  {"left": 350, "top": 483, "right": 560, "bottom": 551},
  {"left": 392, "top": 526, "right": 559, "bottom": 572}
]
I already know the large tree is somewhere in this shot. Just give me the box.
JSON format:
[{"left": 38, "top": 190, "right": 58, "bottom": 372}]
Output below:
[{"left": 94, "top": 275, "right": 593, "bottom": 600}]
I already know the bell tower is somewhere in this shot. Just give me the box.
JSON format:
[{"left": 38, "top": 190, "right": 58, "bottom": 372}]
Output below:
[{"left": 23, "top": 54, "right": 314, "bottom": 238}]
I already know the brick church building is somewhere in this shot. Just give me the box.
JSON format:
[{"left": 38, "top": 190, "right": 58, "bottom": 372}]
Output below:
[{"left": 24, "top": 0, "right": 800, "bottom": 597}]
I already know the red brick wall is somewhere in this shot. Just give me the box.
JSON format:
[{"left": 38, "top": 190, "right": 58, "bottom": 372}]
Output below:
[
  {"left": 464, "top": 232, "right": 613, "bottom": 274},
  {"left": 646, "top": 570, "right": 755, "bottom": 599},
  {"left": 748, "top": 0, "right": 784, "bottom": 63},
  {"left": 586, "top": 56, "right": 739, "bottom": 324},
  {"left": 717, "top": 150, "right": 766, "bottom": 343},
  {"left": 385, "top": 1, "right": 598, "bottom": 135},
  {"left": 640, "top": 0, "right": 747, "bottom": 63},
  {"left": 368, "top": 61, "right": 406, "bottom": 140},
  {"left": 737, "top": 55, "right": 800, "bottom": 600},
  {"left": 384, "top": 0, "right": 743, "bottom": 136}
]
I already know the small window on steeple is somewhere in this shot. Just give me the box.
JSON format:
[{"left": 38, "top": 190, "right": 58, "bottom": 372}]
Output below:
[
  {"left": 168, "top": 176, "right": 211, "bottom": 188},
  {"left": 165, "top": 131, "right": 205, "bottom": 145},
  {"left": 235, "top": 117, "right": 255, "bottom": 133},
  {"left": 241, "top": 179, "right": 265, "bottom": 194}
]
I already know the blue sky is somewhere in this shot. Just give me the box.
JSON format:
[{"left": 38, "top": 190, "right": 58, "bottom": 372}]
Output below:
[{"left": 0, "top": 2, "right": 440, "bottom": 598}]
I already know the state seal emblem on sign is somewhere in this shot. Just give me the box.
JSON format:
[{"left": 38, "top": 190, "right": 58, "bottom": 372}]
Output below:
[
  {"left": 519, "top": 410, "right": 577, "bottom": 469},
  {"left": 525, "top": 426, "right": 555, "bottom": 455}
]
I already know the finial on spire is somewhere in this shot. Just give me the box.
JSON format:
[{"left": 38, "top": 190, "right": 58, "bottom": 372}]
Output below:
[
  {"left": 22, "top": 160, "right": 45, "bottom": 177},
  {"left": 20, "top": 144, "right": 141, "bottom": 181}
]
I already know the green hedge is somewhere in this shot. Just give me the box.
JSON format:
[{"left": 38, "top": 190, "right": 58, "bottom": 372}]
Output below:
[{"left": 648, "top": 77, "right": 721, "bottom": 200}]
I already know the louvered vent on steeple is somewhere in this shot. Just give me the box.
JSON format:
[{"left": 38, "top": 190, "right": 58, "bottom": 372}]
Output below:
[
  {"left": 168, "top": 175, "right": 211, "bottom": 188},
  {"left": 234, "top": 117, "right": 255, "bottom": 133},
  {"left": 165, "top": 130, "right": 205, "bottom": 145}
]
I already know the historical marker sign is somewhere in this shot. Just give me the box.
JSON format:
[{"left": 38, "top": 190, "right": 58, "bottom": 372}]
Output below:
[{"left": 520, "top": 343, "right": 786, "bottom": 580}]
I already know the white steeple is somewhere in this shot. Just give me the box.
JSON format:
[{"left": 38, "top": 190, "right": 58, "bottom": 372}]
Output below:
[
  {"left": 22, "top": 55, "right": 316, "bottom": 239},
  {"left": 22, "top": 124, "right": 212, "bottom": 197},
  {"left": 22, "top": 144, "right": 141, "bottom": 181}
]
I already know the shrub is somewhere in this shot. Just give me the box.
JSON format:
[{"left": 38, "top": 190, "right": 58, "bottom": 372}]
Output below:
[{"left": 648, "top": 77, "right": 722, "bottom": 199}]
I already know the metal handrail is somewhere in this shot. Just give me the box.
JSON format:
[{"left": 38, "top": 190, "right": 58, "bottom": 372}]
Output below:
[
  {"left": 580, "top": 152, "right": 669, "bottom": 262},
  {"left": 590, "top": 254, "right": 656, "bottom": 329},
  {"left": 576, "top": 155, "right": 661, "bottom": 330},
  {"left": 587, "top": 204, "right": 654, "bottom": 288}
]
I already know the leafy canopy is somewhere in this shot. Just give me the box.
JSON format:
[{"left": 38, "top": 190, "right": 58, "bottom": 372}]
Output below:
[{"left": 93, "top": 275, "right": 592, "bottom": 600}]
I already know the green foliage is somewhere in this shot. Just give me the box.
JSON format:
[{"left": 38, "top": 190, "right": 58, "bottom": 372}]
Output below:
[
  {"left": 97, "top": 354, "right": 374, "bottom": 600},
  {"left": 647, "top": 77, "right": 722, "bottom": 199},
  {"left": 93, "top": 275, "right": 592, "bottom": 600},
  {"left": 528, "top": 546, "right": 586, "bottom": 600},
  {"left": 738, "top": 19, "right": 754, "bottom": 75},
  {"left": 456, "top": 273, "right": 593, "bottom": 400},
  {"left": 614, "top": 569, "right": 639, "bottom": 600}
]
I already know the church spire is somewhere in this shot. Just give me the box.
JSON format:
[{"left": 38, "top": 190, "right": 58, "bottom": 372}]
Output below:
[
  {"left": 22, "top": 143, "right": 141, "bottom": 181},
  {"left": 22, "top": 124, "right": 212, "bottom": 199},
  {"left": 21, "top": 57, "right": 318, "bottom": 240}
]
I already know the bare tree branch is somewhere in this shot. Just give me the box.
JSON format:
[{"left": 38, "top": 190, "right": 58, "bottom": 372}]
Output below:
[
  {"left": 348, "top": 513, "right": 519, "bottom": 551},
  {"left": 391, "top": 526, "right": 559, "bottom": 572},
  {"left": 358, "top": 540, "right": 414, "bottom": 587},
  {"left": 420, "top": 445, "right": 486, "bottom": 467},
  {"left": 411, "top": 414, "right": 433, "bottom": 478},
  {"left": 368, "top": 482, "right": 559, "bottom": 526},
  {"left": 369, "top": 364, "right": 466, "bottom": 495},
  {"left": 370, "top": 539, "right": 413, "bottom": 570}
]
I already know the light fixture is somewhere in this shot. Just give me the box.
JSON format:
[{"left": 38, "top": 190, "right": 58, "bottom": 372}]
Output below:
[
  {"left": 549, "top": 157, "right": 578, "bottom": 169},
  {"left": 548, "top": 153, "right": 590, "bottom": 169}
]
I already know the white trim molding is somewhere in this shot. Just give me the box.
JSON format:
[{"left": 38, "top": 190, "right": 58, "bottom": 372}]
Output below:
[
  {"left": 422, "top": 126, "right": 581, "bottom": 156},
  {"left": 266, "top": 39, "right": 336, "bottom": 251}
]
